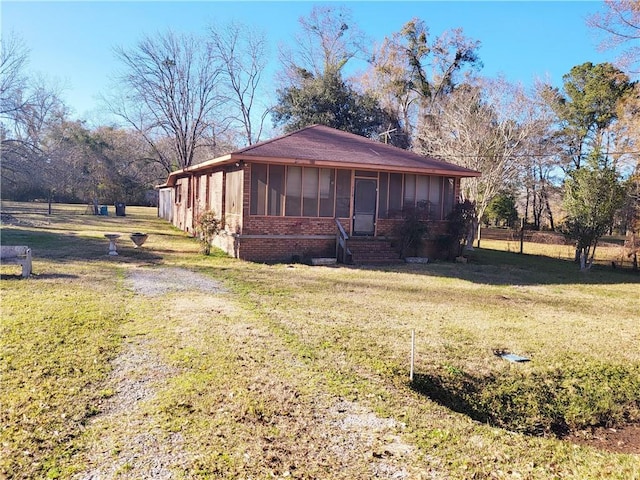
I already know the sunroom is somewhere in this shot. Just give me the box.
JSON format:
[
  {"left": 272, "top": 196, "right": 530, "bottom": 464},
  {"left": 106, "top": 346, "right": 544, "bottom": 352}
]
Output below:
[{"left": 158, "top": 125, "right": 480, "bottom": 263}]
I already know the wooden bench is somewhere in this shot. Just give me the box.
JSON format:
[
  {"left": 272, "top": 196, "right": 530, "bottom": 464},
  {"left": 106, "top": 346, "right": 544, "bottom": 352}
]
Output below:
[{"left": 0, "top": 246, "right": 32, "bottom": 277}]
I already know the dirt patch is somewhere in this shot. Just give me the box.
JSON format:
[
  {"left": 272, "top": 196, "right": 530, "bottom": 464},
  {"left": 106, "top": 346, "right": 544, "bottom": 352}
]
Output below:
[
  {"left": 125, "top": 266, "right": 226, "bottom": 297},
  {"left": 567, "top": 424, "right": 640, "bottom": 454},
  {"left": 326, "top": 399, "right": 416, "bottom": 478},
  {"left": 1, "top": 212, "right": 50, "bottom": 227},
  {"left": 0, "top": 213, "right": 19, "bottom": 225}
]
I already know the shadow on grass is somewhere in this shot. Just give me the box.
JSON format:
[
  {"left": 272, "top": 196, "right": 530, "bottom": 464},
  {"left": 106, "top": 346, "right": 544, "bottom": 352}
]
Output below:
[
  {"left": 410, "top": 358, "right": 640, "bottom": 440},
  {"left": 409, "top": 371, "right": 569, "bottom": 437},
  {"left": 1, "top": 227, "right": 165, "bottom": 265},
  {"left": 410, "top": 372, "right": 487, "bottom": 421},
  {"left": 0, "top": 272, "right": 80, "bottom": 281},
  {"left": 342, "top": 247, "right": 640, "bottom": 286}
]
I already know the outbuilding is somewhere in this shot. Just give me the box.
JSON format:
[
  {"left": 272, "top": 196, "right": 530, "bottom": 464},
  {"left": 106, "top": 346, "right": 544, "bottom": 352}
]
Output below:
[{"left": 157, "top": 124, "right": 480, "bottom": 263}]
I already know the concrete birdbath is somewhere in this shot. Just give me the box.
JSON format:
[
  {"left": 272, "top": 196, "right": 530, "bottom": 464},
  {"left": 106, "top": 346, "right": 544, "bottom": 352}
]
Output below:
[
  {"left": 129, "top": 232, "right": 148, "bottom": 248},
  {"left": 104, "top": 233, "right": 121, "bottom": 256}
]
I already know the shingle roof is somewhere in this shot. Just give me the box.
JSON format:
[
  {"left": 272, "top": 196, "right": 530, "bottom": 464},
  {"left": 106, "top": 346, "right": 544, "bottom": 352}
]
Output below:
[
  {"left": 233, "top": 125, "right": 479, "bottom": 176},
  {"left": 160, "top": 125, "right": 479, "bottom": 187}
]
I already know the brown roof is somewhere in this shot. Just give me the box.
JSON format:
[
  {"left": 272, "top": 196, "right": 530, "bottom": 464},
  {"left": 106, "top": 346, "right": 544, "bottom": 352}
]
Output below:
[{"left": 160, "top": 125, "right": 480, "bottom": 187}]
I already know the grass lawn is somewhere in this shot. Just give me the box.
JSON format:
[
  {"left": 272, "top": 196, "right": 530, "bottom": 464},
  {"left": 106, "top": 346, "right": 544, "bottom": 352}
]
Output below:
[{"left": 1, "top": 201, "right": 639, "bottom": 479}]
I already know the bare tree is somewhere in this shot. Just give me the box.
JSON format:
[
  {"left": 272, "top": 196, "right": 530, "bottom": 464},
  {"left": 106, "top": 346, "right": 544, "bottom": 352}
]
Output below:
[
  {"left": 278, "top": 5, "right": 367, "bottom": 83},
  {"left": 1, "top": 71, "right": 68, "bottom": 202},
  {"left": 0, "top": 32, "right": 29, "bottom": 116},
  {"left": 0, "top": 32, "right": 75, "bottom": 204},
  {"left": 110, "top": 30, "right": 224, "bottom": 173},
  {"left": 363, "top": 19, "right": 481, "bottom": 147},
  {"left": 10, "top": 75, "right": 67, "bottom": 145},
  {"left": 417, "top": 78, "right": 549, "bottom": 245},
  {"left": 359, "top": 37, "right": 415, "bottom": 147},
  {"left": 208, "top": 21, "right": 270, "bottom": 145},
  {"left": 518, "top": 81, "right": 566, "bottom": 230},
  {"left": 612, "top": 82, "right": 640, "bottom": 173},
  {"left": 587, "top": 0, "right": 640, "bottom": 76}
]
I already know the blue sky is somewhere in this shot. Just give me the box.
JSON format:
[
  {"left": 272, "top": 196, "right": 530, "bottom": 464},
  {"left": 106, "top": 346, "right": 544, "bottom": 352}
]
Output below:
[{"left": 3, "top": 1, "right": 613, "bottom": 123}]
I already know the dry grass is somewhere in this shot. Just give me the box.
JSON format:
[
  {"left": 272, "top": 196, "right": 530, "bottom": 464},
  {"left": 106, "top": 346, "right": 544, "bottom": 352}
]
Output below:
[{"left": 1, "top": 201, "right": 639, "bottom": 479}]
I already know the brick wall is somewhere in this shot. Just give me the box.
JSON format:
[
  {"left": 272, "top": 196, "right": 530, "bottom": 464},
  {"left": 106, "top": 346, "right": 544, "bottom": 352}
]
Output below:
[
  {"left": 376, "top": 218, "right": 400, "bottom": 237},
  {"left": 243, "top": 216, "right": 343, "bottom": 235},
  {"left": 238, "top": 237, "right": 336, "bottom": 263}
]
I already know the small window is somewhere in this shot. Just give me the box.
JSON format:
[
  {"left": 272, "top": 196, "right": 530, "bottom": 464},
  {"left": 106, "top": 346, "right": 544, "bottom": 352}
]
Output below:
[
  {"left": 443, "top": 177, "right": 455, "bottom": 217},
  {"left": 205, "top": 175, "right": 211, "bottom": 209}
]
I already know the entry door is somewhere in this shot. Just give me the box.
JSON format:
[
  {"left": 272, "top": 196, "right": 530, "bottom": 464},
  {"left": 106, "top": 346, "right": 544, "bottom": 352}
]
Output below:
[{"left": 353, "top": 178, "right": 377, "bottom": 236}]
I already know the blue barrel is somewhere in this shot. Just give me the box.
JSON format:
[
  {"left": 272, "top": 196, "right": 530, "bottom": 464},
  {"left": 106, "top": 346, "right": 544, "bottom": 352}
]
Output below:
[{"left": 100, "top": 205, "right": 108, "bottom": 216}]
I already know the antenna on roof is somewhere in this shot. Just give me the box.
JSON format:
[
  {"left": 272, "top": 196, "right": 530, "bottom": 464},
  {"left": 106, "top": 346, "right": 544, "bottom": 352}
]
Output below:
[{"left": 379, "top": 125, "right": 397, "bottom": 144}]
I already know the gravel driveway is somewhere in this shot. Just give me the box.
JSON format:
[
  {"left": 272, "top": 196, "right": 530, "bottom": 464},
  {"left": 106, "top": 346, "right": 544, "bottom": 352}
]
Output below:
[{"left": 74, "top": 266, "right": 427, "bottom": 479}]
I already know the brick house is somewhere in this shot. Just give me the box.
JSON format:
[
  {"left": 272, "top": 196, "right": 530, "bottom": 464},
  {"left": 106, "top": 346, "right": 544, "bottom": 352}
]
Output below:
[{"left": 157, "top": 125, "right": 480, "bottom": 263}]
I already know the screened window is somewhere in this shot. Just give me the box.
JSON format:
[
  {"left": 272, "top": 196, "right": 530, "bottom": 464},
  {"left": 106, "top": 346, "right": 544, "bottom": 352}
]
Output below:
[
  {"left": 388, "top": 173, "right": 403, "bottom": 214},
  {"left": 404, "top": 174, "right": 416, "bottom": 206},
  {"left": 303, "top": 167, "right": 319, "bottom": 216},
  {"left": 250, "top": 164, "right": 347, "bottom": 218},
  {"left": 429, "top": 176, "right": 442, "bottom": 218},
  {"left": 268, "top": 165, "right": 285, "bottom": 216},
  {"left": 378, "top": 173, "right": 388, "bottom": 218},
  {"left": 250, "top": 164, "right": 268, "bottom": 215},
  {"left": 319, "top": 168, "right": 335, "bottom": 217},
  {"left": 355, "top": 170, "right": 377, "bottom": 178},
  {"left": 375, "top": 173, "right": 452, "bottom": 220},
  {"left": 247, "top": 165, "right": 456, "bottom": 221},
  {"left": 335, "top": 169, "right": 351, "bottom": 218},
  {"left": 443, "top": 177, "right": 455, "bottom": 217},
  {"left": 416, "top": 175, "right": 429, "bottom": 204},
  {"left": 285, "top": 166, "right": 302, "bottom": 216}
]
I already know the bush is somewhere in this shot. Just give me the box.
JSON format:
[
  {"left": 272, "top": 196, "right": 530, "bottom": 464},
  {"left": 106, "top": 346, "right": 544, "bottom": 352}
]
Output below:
[
  {"left": 444, "top": 200, "right": 476, "bottom": 259},
  {"left": 194, "top": 210, "right": 222, "bottom": 255},
  {"left": 396, "top": 204, "right": 430, "bottom": 258}
]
